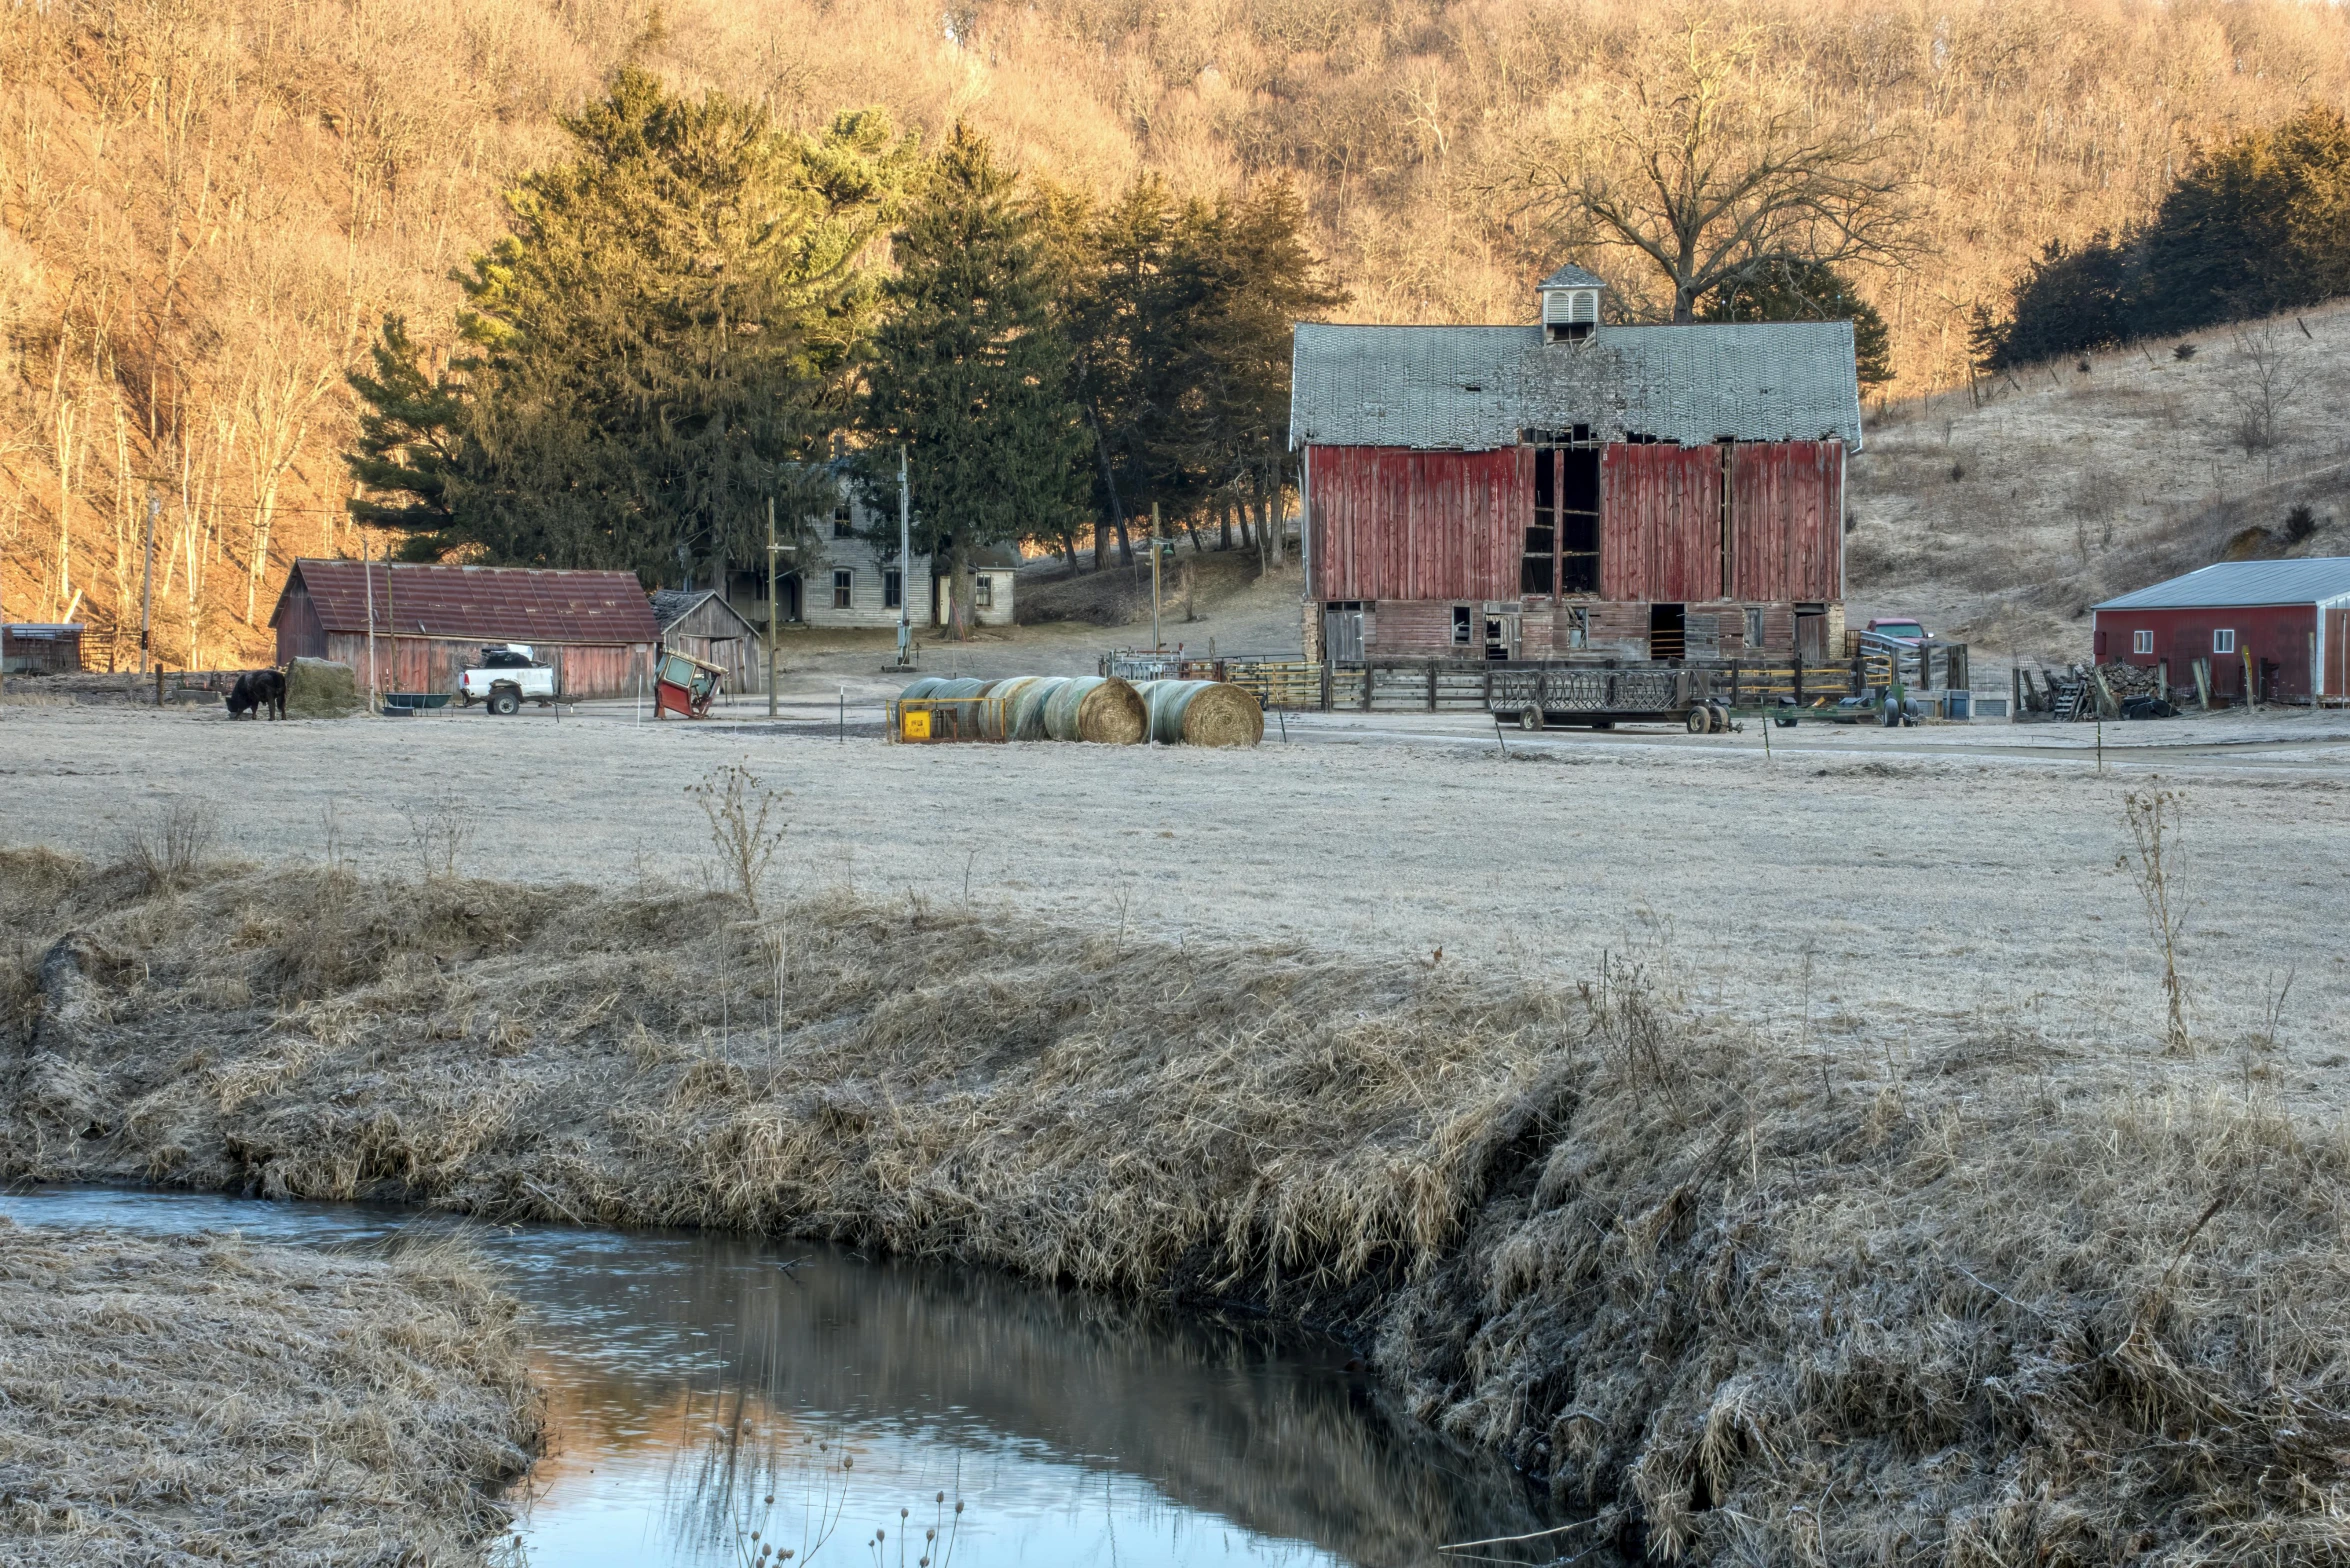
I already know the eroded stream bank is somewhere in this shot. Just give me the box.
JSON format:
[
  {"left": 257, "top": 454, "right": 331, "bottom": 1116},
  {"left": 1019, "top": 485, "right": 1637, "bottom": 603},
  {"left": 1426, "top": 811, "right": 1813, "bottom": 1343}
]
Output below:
[
  {"left": 2, "top": 1186, "right": 1560, "bottom": 1566},
  {"left": 8, "top": 847, "right": 2350, "bottom": 1564}
]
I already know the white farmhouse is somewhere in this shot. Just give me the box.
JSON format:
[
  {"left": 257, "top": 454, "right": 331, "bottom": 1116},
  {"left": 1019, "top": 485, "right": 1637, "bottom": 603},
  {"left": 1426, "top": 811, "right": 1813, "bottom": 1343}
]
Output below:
[{"left": 716, "top": 476, "right": 1017, "bottom": 631}]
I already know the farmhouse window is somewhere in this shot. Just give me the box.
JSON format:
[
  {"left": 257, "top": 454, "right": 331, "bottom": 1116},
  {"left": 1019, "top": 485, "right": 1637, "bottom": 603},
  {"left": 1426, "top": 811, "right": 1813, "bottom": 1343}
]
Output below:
[
  {"left": 975, "top": 577, "right": 994, "bottom": 609},
  {"left": 832, "top": 506, "right": 854, "bottom": 540},
  {"left": 2133, "top": 629, "right": 2154, "bottom": 654},
  {"left": 883, "top": 570, "right": 902, "bottom": 610},
  {"left": 832, "top": 569, "right": 854, "bottom": 609},
  {"left": 2213, "top": 628, "right": 2236, "bottom": 654}
]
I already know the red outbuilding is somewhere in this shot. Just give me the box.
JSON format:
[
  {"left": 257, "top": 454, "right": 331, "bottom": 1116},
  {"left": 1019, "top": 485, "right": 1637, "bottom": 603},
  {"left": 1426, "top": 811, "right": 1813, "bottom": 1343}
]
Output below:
[
  {"left": 1289, "top": 265, "right": 1862, "bottom": 663},
  {"left": 2092, "top": 558, "right": 2350, "bottom": 703}
]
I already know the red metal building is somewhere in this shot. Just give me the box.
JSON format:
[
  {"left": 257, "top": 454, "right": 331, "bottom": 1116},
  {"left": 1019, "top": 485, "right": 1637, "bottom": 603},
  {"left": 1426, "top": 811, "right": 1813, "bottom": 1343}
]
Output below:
[
  {"left": 270, "top": 560, "right": 659, "bottom": 698},
  {"left": 2093, "top": 559, "right": 2350, "bottom": 702},
  {"left": 1290, "top": 266, "right": 1861, "bottom": 663}
]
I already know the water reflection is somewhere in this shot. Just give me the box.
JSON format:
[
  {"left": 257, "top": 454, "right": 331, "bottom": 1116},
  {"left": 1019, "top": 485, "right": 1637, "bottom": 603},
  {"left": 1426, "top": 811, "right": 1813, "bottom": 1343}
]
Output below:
[{"left": 0, "top": 1187, "right": 1570, "bottom": 1567}]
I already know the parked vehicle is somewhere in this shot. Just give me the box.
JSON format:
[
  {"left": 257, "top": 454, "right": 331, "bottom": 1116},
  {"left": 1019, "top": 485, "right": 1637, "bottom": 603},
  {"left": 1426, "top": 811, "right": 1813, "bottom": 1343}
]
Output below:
[
  {"left": 459, "top": 644, "right": 557, "bottom": 715},
  {"left": 1863, "top": 617, "right": 1930, "bottom": 645}
]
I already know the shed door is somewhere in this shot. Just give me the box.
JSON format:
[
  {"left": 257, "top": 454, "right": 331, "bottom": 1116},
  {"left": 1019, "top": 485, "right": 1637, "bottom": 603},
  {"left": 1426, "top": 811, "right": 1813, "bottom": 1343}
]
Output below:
[{"left": 1324, "top": 604, "right": 1364, "bottom": 662}]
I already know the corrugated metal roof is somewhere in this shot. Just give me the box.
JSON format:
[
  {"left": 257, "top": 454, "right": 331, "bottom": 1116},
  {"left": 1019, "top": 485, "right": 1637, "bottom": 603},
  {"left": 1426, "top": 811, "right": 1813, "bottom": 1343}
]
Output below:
[
  {"left": 1288, "top": 321, "right": 1864, "bottom": 451},
  {"left": 2095, "top": 558, "right": 2350, "bottom": 610},
  {"left": 279, "top": 560, "right": 659, "bottom": 643}
]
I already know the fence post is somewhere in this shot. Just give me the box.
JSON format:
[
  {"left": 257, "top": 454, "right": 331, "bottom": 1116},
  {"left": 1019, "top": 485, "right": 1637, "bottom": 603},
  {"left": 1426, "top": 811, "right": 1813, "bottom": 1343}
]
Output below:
[
  {"left": 1427, "top": 660, "right": 1437, "bottom": 712},
  {"left": 1363, "top": 661, "right": 1374, "bottom": 712},
  {"left": 1793, "top": 655, "right": 1805, "bottom": 706},
  {"left": 1321, "top": 660, "right": 1332, "bottom": 712}
]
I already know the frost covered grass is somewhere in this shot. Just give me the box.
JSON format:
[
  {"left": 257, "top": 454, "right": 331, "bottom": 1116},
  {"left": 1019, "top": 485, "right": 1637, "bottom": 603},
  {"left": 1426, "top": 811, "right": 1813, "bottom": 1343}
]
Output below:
[{"left": 7, "top": 843, "right": 2348, "bottom": 1564}]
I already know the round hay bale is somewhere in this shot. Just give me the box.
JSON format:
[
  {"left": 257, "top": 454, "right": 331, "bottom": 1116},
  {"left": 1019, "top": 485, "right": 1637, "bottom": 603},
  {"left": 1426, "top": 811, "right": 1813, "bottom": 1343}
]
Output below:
[
  {"left": 284, "top": 658, "right": 360, "bottom": 719},
  {"left": 1043, "top": 676, "right": 1148, "bottom": 744},
  {"left": 1003, "top": 676, "right": 1067, "bottom": 740},
  {"left": 1136, "top": 679, "right": 1264, "bottom": 747}
]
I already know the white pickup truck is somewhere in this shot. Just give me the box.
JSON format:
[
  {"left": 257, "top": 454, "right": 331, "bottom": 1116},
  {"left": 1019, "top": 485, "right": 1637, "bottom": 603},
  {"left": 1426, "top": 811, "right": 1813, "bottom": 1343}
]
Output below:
[{"left": 459, "top": 644, "right": 558, "bottom": 714}]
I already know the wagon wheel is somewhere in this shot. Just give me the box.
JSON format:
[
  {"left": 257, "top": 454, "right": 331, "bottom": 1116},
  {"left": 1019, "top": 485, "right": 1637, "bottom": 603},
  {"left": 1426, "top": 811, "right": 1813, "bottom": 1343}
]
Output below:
[
  {"left": 1519, "top": 707, "right": 1543, "bottom": 732},
  {"left": 1686, "top": 707, "right": 1710, "bottom": 734}
]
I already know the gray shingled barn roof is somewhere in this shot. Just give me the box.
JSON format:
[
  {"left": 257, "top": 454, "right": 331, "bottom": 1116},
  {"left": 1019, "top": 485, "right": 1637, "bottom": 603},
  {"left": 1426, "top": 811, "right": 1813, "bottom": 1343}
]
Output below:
[
  {"left": 1288, "top": 321, "right": 1864, "bottom": 451},
  {"left": 2095, "top": 558, "right": 2350, "bottom": 610}
]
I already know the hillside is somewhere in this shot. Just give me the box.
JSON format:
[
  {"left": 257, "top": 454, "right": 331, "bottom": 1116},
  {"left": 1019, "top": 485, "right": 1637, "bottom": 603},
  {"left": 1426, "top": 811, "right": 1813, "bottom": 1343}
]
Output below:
[
  {"left": 4, "top": 0, "right": 2349, "bottom": 667},
  {"left": 1848, "top": 301, "right": 2350, "bottom": 661}
]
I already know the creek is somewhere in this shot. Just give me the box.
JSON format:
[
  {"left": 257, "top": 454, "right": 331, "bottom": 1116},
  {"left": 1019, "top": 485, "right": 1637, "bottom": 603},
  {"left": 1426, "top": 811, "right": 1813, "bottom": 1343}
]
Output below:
[{"left": 0, "top": 1186, "right": 1576, "bottom": 1567}]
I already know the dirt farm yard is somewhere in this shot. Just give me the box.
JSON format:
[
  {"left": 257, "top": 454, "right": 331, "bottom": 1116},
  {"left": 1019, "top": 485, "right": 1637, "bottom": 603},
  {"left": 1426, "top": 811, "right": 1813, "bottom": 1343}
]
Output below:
[{"left": 5, "top": 697, "right": 2347, "bottom": 1076}]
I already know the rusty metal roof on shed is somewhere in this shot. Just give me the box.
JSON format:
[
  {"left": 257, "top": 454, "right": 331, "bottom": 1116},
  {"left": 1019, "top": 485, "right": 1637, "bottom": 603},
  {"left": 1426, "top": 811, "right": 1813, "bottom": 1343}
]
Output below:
[
  {"left": 1288, "top": 321, "right": 1864, "bottom": 451},
  {"left": 2095, "top": 558, "right": 2350, "bottom": 611},
  {"left": 276, "top": 560, "right": 658, "bottom": 643}
]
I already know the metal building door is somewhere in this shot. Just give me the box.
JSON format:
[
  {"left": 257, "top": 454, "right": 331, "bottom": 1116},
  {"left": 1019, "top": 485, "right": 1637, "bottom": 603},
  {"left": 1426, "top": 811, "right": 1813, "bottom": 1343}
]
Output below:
[{"left": 1324, "top": 604, "right": 1364, "bottom": 662}]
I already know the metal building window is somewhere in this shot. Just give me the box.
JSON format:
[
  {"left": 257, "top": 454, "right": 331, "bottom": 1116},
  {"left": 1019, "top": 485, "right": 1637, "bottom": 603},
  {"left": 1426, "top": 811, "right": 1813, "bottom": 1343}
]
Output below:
[
  {"left": 2133, "top": 629, "right": 2154, "bottom": 654},
  {"left": 832, "top": 569, "right": 854, "bottom": 609},
  {"left": 883, "top": 569, "right": 902, "bottom": 610},
  {"left": 2213, "top": 628, "right": 2235, "bottom": 654}
]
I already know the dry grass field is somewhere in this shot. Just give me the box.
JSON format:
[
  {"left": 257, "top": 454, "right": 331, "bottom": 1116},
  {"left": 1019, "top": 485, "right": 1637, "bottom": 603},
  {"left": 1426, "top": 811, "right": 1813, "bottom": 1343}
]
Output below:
[
  {"left": 0, "top": 1222, "right": 538, "bottom": 1566},
  {"left": 1848, "top": 301, "right": 2350, "bottom": 659}
]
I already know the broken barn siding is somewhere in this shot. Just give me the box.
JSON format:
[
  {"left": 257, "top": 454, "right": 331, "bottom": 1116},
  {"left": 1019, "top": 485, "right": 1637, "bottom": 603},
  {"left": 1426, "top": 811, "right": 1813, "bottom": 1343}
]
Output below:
[
  {"left": 1600, "top": 444, "right": 1723, "bottom": 602},
  {"left": 1730, "top": 442, "right": 1842, "bottom": 602},
  {"left": 320, "top": 633, "right": 652, "bottom": 700},
  {"left": 1309, "top": 446, "right": 1528, "bottom": 603}
]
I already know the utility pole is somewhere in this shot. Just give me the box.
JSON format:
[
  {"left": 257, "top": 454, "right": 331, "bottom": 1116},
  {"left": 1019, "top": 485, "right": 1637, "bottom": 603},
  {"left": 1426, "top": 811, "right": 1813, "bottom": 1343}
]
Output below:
[
  {"left": 1150, "top": 502, "right": 1163, "bottom": 652},
  {"left": 766, "top": 497, "right": 779, "bottom": 719},
  {"left": 364, "top": 535, "right": 379, "bottom": 711},
  {"left": 140, "top": 491, "right": 158, "bottom": 675},
  {"left": 896, "top": 444, "right": 913, "bottom": 669}
]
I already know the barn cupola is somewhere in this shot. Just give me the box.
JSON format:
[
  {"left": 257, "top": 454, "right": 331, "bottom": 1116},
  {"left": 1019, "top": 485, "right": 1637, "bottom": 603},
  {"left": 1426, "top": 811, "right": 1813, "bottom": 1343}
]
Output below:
[{"left": 1538, "top": 263, "right": 1606, "bottom": 343}]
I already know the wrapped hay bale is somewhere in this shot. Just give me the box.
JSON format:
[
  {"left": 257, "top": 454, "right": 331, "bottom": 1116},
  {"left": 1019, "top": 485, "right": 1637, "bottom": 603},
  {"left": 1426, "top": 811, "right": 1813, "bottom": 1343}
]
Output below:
[
  {"left": 1042, "top": 675, "right": 1148, "bottom": 744},
  {"left": 1134, "top": 680, "right": 1265, "bottom": 747},
  {"left": 284, "top": 657, "right": 360, "bottom": 718},
  {"left": 989, "top": 675, "right": 1067, "bottom": 740},
  {"left": 898, "top": 676, "right": 989, "bottom": 738}
]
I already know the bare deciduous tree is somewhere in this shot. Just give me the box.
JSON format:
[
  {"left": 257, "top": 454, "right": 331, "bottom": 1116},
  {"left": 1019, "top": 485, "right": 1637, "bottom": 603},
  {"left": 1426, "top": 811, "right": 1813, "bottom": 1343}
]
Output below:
[
  {"left": 2223, "top": 324, "right": 2306, "bottom": 456},
  {"left": 1521, "top": 14, "right": 1913, "bottom": 322}
]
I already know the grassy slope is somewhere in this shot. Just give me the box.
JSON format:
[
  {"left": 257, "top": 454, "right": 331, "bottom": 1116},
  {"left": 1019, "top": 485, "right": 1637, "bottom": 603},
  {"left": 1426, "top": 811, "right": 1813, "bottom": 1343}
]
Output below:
[
  {"left": 0, "top": 1221, "right": 538, "bottom": 1566},
  {"left": 6, "top": 844, "right": 2346, "bottom": 1565},
  {"left": 1849, "top": 302, "right": 2350, "bottom": 662}
]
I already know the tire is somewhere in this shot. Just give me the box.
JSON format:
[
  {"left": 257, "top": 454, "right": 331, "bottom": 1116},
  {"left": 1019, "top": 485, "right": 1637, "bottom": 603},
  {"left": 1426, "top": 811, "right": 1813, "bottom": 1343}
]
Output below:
[
  {"left": 489, "top": 688, "right": 521, "bottom": 717},
  {"left": 1519, "top": 707, "right": 1543, "bottom": 732},
  {"left": 1686, "top": 707, "right": 1710, "bottom": 734}
]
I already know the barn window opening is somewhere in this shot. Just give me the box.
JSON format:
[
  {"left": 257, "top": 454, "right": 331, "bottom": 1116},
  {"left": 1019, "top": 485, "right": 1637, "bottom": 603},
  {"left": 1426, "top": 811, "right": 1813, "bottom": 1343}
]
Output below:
[
  {"left": 832, "top": 505, "right": 854, "bottom": 540},
  {"left": 2214, "top": 628, "right": 2236, "bottom": 654},
  {"left": 883, "top": 569, "right": 902, "bottom": 610},
  {"left": 1452, "top": 605, "right": 1472, "bottom": 644},
  {"left": 1649, "top": 603, "right": 1687, "bottom": 661},
  {"left": 2133, "top": 629, "right": 2154, "bottom": 654},
  {"left": 1745, "top": 607, "right": 1765, "bottom": 647},
  {"left": 832, "top": 569, "right": 854, "bottom": 609},
  {"left": 1525, "top": 451, "right": 1556, "bottom": 594},
  {"left": 1559, "top": 448, "right": 1600, "bottom": 593}
]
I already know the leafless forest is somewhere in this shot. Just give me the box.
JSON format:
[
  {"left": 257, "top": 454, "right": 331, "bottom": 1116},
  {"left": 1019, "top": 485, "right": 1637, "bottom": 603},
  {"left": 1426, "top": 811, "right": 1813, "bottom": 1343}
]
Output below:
[{"left": 5, "top": 0, "right": 2349, "bottom": 666}]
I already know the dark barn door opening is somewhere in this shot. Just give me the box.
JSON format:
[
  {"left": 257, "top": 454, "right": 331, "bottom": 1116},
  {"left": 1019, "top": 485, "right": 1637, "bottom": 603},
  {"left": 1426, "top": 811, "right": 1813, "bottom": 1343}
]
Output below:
[
  {"left": 1527, "top": 438, "right": 1601, "bottom": 598},
  {"left": 1649, "top": 603, "right": 1686, "bottom": 661}
]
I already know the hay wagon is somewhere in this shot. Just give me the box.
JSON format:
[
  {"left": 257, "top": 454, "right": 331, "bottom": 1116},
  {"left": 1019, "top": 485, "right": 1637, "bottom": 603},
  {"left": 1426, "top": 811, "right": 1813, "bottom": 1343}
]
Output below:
[{"left": 1488, "top": 665, "right": 1721, "bottom": 732}]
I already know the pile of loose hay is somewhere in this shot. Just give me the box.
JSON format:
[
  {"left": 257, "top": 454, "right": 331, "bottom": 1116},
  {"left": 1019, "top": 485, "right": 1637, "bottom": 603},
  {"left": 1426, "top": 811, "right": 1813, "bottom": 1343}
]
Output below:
[
  {"left": 6, "top": 843, "right": 2347, "bottom": 1564},
  {"left": 283, "top": 657, "right": 360, "bottom": 718},
  {"left": 0, "top": 1219, "right": 538, "bottom": 1565}
]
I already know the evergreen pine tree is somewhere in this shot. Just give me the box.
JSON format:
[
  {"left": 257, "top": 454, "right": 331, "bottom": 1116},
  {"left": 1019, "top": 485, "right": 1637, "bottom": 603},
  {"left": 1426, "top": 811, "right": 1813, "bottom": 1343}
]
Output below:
[
  {"left": 861, "top": 125, "right": 1088, "bottom": 636},
  {"left": 1699, "top": 258, "right": 1894, "bottom": 387}
]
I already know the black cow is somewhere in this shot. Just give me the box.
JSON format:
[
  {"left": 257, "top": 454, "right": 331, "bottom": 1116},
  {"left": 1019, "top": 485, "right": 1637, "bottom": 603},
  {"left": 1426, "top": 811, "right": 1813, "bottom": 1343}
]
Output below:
[{"left": 226, "top": 668, "right": 287, "bottom": 721}]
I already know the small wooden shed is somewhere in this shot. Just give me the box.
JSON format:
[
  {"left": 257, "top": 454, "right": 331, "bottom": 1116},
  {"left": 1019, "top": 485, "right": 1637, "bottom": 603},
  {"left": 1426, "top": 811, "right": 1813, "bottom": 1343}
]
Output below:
[
  {"left": 651, "top": 589, "right": 766, "bottom": 694},
  {"left": 270, "top": 560, "right": 658, "bottom": 698},
  {"left": 1, "top": 623, "right": 85, "bottom": 674}
]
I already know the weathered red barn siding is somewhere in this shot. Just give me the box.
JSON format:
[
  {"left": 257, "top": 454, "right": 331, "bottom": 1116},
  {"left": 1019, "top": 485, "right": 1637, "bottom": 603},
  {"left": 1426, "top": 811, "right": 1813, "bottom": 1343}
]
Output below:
[
  {"left": 2092, "top": 604, "right": 2319, "bottom": 698},
  {"left": 1308, "top": 446, "right": 1528, "bottom": 602},
  {"left": 1729, "top": 443, "right": 1841, "bottom": 601},
  {"left": 274, "top": 580, "right": 328, "bottom": 663},
  {"left": 322, "top": 632, "right": 653, "bottom": 700},
  {"left": 1601, "top": 444, "right": 1723, "bottom": 601}
]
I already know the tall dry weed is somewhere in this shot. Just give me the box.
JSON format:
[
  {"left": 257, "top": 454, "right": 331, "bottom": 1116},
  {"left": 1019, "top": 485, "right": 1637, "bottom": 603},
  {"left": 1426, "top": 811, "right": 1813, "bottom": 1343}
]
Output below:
[
  {"left": 689, "top": 761, "right": 788, "bottom": 916},
  {"left": 2120, "top": 788, "right": 2192, "bottom": 1055},
  {"left": 117, "top": 800, "right": 219, "bottom": 893}
]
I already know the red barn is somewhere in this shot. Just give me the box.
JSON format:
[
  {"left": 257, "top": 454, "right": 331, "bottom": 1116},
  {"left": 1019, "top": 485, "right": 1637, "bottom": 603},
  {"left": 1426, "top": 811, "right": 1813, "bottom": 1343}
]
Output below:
[
  {"left": 2093, "top": 558, "right": 2350, "bottom": 703},
  {"left": 270, "top": 560, "right": 659, "bottom": 699},
  {"left": 1290, "top": 266, "right": 1861, "bottom": 663}
]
